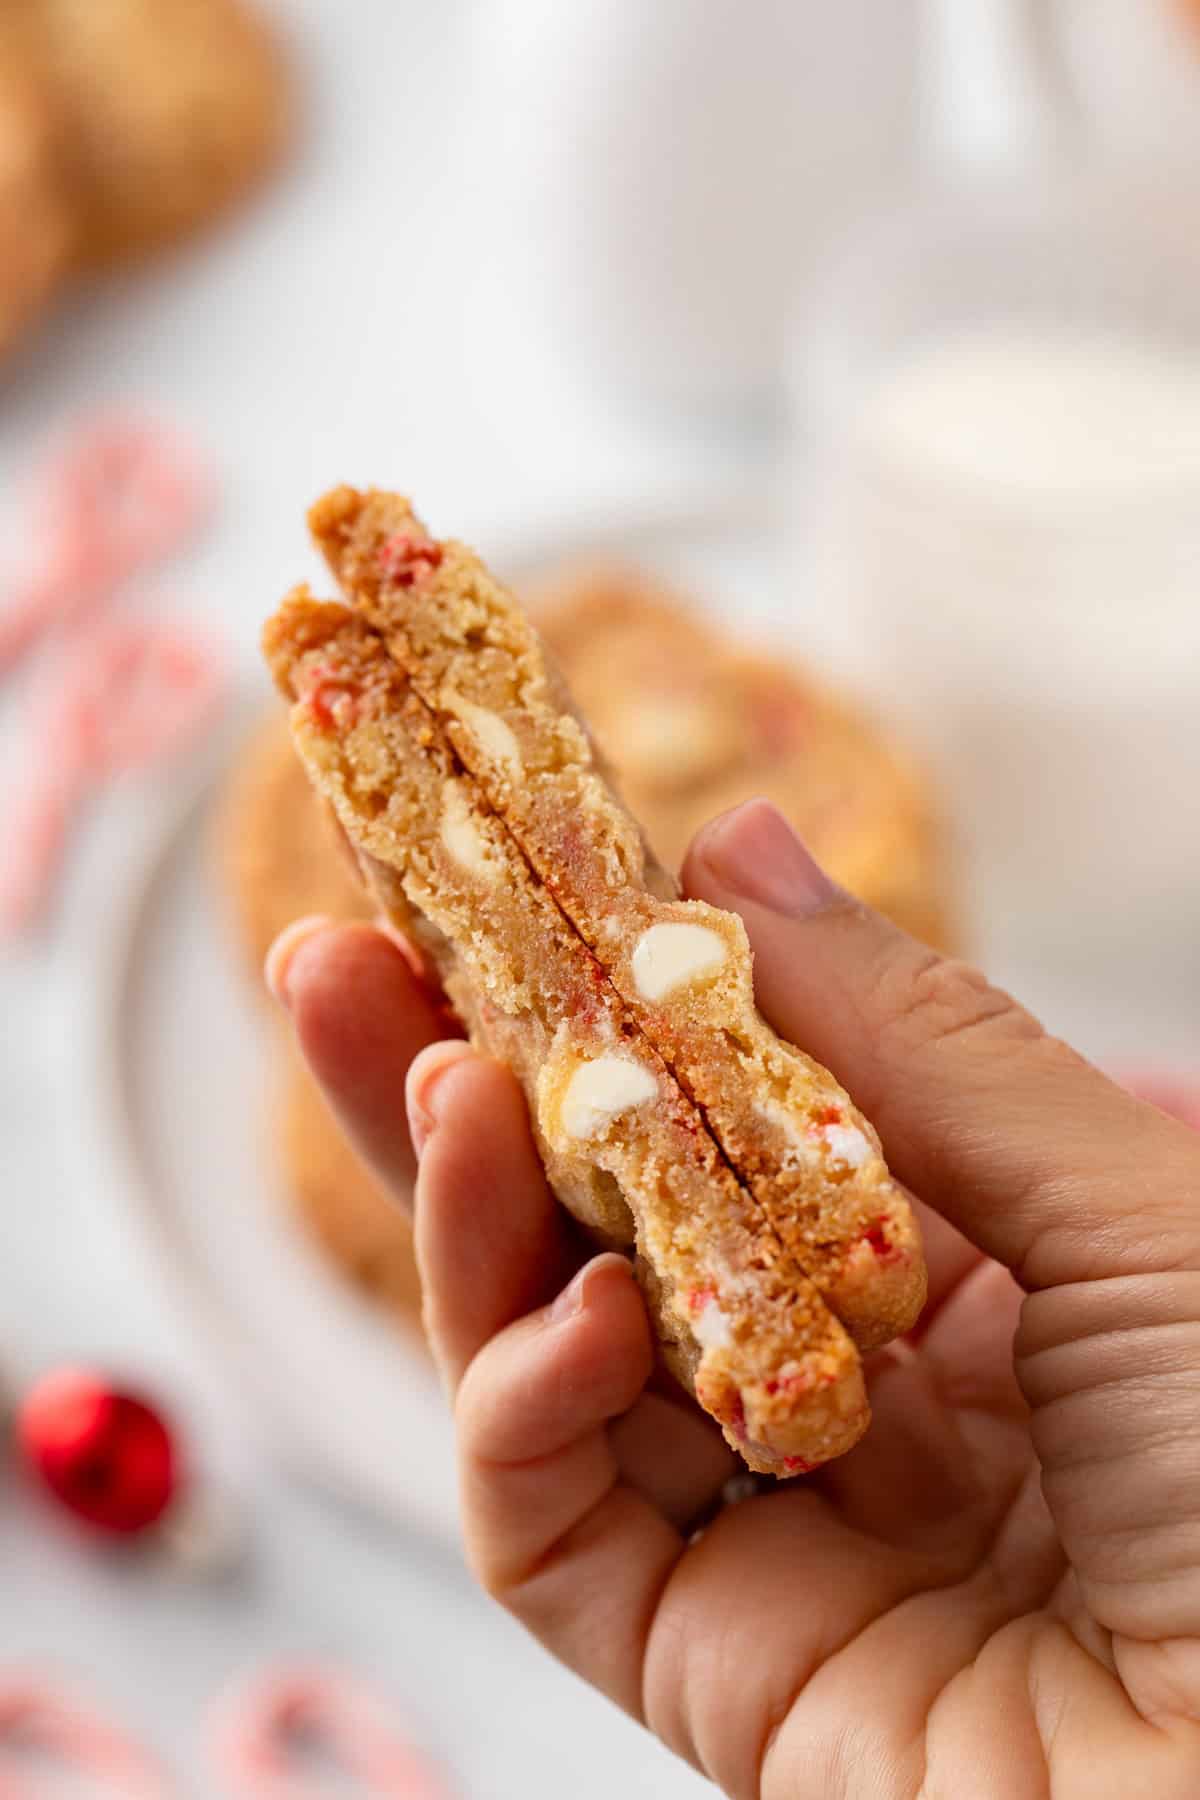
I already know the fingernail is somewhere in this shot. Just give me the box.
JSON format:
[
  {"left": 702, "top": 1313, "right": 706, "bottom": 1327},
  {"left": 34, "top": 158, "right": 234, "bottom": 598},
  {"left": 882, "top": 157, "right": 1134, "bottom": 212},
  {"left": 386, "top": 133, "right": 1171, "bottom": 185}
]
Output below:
[
  {"left": 405, "top": 1040, "right": 476, "bottom": 1159},
  {"left": 549, "top": 1253, "right": 632, "bottom": 1325},
  {"left": 693, "top": 800, "right": 838, "bottom": 917},
  {"left": 263, "top": 914, "right": 335, "bottom": 1008}
]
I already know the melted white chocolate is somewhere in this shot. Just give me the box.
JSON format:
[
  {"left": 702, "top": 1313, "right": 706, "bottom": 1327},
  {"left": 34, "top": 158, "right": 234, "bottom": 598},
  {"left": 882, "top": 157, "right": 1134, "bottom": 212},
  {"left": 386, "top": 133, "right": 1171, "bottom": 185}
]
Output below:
[
  {"left": 632, "top": 921, "right": 726, "bottom": 1001},
  {"left": 692, "top": 1295, "right": 732, "bottom": 1351},
  {"left": 439, "top": 782, "right": 496, "bottom": 879},
  {"left": 820, "top": 1122, "right": 873, "bottom": 1169},
  {"left": 561, "top": 1055, "right": 658, "bottom": 1140},
  {"left": 441, "top": 690, "right": 522, "bottom": 777}
]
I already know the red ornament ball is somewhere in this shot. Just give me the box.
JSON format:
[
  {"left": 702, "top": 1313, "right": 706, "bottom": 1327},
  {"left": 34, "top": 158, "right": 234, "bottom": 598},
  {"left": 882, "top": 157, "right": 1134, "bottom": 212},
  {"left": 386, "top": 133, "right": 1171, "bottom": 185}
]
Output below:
[{"left": 16, "top": 1369, "right": 178, "bottom": 1536}]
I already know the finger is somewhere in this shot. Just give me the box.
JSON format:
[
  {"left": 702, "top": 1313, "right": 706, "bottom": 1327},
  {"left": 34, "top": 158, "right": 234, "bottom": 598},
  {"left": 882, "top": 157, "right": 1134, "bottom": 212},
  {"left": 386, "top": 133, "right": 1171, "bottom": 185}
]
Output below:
[
  {"left": 416, "top": 1049, "right": 738, "bottom": 1525},
  {"left": 805, "top": 1347, "right": 997, "bottom": 1551},
  {"left": 458, "top": 1254, "right": 682, "bottom": 1720},
  {"left": 908, "top": 1196, "right": 985, "bottom": 1332},
  {"left": 821, "top": 1259, "right": 1029, "bottom": 1542},
  {"left": 408, "top": 1048, "right": 576, "bottom": 1391},
  {"left": 683, "top": 801, "right": 1200, "bottom": 1291},
  {"left": 267, "top": 918, "right": 450, "bottom": 1199},
  {"left": 608, "top": 1392, "right": 738, "bottom": 1529}
]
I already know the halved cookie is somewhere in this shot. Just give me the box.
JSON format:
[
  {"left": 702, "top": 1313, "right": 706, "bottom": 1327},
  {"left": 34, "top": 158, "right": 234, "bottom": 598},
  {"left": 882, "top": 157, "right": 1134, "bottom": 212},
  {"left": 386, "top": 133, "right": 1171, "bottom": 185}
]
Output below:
[
  {"left": 308, "top": 489, "right": 926, "bottom": 1352},
  {"left": 264, "top": 588, "right": 872, "bottom": 1474}
]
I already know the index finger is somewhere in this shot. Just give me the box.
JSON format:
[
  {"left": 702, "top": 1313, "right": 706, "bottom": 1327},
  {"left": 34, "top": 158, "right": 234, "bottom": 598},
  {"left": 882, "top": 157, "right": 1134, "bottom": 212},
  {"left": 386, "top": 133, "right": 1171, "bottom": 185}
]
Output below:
[{"left": 683, "top": 801, "right": 1200, "bottom": 1292}]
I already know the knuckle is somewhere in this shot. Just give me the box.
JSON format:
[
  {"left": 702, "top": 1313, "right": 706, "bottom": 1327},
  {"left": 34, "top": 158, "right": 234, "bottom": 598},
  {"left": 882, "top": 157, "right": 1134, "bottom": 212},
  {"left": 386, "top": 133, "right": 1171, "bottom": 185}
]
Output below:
[{"left": 874, "top": 951, "right": 1035, "bottom": 1062}]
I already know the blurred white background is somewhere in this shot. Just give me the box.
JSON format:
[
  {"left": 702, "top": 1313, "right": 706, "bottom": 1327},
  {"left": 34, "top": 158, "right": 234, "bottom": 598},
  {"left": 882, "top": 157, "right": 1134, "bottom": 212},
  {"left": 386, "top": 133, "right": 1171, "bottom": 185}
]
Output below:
[{"left": 2, "top": 0, "right": 1199, "bottom": 1790}]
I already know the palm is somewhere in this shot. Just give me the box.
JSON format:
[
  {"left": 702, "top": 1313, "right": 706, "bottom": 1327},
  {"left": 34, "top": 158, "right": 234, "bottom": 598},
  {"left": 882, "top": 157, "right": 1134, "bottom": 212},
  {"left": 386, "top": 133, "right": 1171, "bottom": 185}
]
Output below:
[{"left": 629, "top": 1223, "right": 1200, "bottom": 1799}]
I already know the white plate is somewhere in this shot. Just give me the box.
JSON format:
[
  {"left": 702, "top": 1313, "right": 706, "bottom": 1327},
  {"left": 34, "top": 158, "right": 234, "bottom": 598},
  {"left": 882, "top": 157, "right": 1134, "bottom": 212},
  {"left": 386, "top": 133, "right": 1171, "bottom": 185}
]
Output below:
[{"left": 101, "top": 490, "right": 786, "bottom": 1533}]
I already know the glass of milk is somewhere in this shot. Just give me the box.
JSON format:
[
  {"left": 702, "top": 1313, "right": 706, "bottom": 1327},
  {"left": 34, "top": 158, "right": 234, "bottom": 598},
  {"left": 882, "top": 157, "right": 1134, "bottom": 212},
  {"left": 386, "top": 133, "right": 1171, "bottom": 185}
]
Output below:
[{"left": 790, "top": 170, "right": 1200, "bottom": 993}]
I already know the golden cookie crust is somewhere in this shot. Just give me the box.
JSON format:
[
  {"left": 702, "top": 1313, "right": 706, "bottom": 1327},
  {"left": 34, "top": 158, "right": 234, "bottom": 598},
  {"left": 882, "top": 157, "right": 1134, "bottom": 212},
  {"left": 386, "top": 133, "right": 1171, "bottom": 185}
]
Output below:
[
  {"left": 27, "top": 0, "right": 290, "bottom": 266},
  {"left": 0, "top": 17, "right": 73, "bottom": 358}
]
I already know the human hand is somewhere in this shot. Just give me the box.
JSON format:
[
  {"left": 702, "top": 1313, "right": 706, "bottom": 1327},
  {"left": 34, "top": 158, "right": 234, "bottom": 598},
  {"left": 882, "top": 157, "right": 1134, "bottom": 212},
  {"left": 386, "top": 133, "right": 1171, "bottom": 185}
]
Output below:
[{"left": 268, "top": 800, "right": 1200, "bottom": 1798}]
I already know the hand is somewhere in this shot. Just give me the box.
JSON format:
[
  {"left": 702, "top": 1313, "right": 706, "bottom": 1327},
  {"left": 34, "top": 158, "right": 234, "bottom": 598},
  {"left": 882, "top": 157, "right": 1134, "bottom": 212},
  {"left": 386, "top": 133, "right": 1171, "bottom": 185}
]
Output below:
[{"left": 267, "top": 800, "right": 1200, "bottom": 1799}]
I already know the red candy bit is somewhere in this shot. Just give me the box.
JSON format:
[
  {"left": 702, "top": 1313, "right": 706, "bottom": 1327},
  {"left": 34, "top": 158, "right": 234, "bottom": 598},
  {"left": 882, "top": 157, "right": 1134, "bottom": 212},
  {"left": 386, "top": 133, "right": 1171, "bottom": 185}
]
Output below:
[
  {"left": 687, "top": 1284, "right": 718, "bottom": 1316},
  {"left": 814, "top": 1105, "right": 843, "bottom": 1127},
  {"left": 564, "top": 981, "right": 602, "bottom": 1027},
  {"left": 301, "top": 663, "right": 360, "bottom": 731},
  {"left": 584, "top": 947, "right": 608, "bottom": 998},
  {"left": 377, "top": 532, "right": 443, "bottom": 587},
  {"left": 781, "top": 1455, "right": 817, "bottom": 1477},
  {"left": 308, "top": 681, "right": 355, "bottom": 731},
  {"left": 694, "top": 1373, "right": 746, "bottom": 1441},
  {"left": 862, "top": 1219, "right": 898, "bottom": 1260},
  {"left": 564, "top": 944, "right": 609, "bottom": 1026},
  {"left": 17, "top": 1370, "right": 178, "bottom": 1536}
]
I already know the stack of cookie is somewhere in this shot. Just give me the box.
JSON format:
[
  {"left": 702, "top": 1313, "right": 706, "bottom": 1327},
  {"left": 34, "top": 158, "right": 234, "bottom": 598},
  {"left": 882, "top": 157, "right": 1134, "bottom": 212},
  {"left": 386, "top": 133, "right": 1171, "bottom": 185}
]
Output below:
[
  {"left": 217, "top": 556, "right": 953, "bottom": 1343},
  {"left": 0, "top": 0, "right": 289, "bottom": 360}
]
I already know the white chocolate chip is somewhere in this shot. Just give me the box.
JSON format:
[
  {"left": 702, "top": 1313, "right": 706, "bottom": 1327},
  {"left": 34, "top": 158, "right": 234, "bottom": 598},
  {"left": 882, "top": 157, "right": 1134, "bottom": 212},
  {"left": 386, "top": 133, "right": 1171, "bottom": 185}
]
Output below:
[
  {"left": 439, "top": 783, "right": 496, "bottom": 880},
  {"left": 632, "top": 921, "right": 726, "bottom": 1001},
  {"left": 820, "top": 1122, "right": 873, "bottom": 1169},
  {"left": 560, "top": 1055, "right": 657, "bottom": 1140},
  {"left": 755, "top": 1100, "right": 873, "bottom": 1173},
  {"left": 441, "top": 690, "right": 522, "bottom": 776},
  {"left": 692, "top": 1296, "right": 732, "bottom": 1351}
]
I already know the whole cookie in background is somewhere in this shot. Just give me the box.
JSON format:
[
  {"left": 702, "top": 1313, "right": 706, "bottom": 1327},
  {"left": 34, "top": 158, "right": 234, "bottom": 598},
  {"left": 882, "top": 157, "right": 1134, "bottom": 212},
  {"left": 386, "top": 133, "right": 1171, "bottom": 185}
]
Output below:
[
  {"left": 277, "top": 1041, "right": 422, "bottom": 1330},
  {"left": 0, "top": 19, "right": 73, "bottom": 358},
  {"left": 214, "top": 711, "right": 370, "bottom": 980},
  {"left": 537, "top": 569, "right": 955, "bottom": 952},
  {"left": 27, "top": 0, "right": 290, "bottom": 266}
]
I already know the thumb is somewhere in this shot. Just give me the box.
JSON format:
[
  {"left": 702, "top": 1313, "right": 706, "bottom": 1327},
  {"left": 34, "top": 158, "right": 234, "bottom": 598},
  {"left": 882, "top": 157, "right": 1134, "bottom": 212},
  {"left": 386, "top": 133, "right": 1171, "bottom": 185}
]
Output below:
[
  {"left": 685, "top": 801, "right": 1200, "bottom": 1663},
  {"left": 683, "top": 800, "right": 1200, "bottom": 1295}
]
